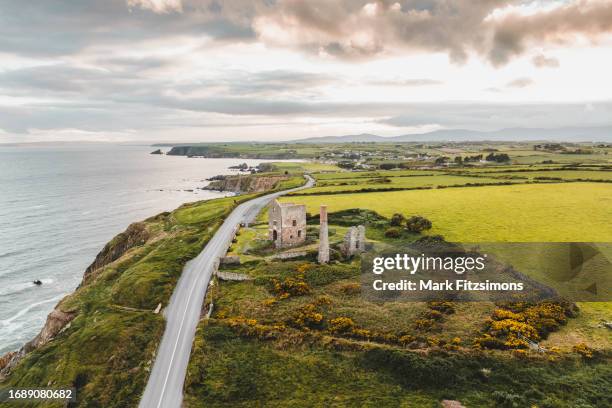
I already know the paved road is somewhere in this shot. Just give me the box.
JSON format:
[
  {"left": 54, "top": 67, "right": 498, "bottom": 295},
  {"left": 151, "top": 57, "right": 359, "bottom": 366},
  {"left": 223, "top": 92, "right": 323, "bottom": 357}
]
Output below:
[{"left": 139, "top": 175, "right": 314, "bottom": 408}]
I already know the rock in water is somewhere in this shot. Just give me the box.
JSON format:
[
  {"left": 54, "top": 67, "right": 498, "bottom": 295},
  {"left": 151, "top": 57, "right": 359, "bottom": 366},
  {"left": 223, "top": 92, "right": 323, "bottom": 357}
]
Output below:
[
  {"left": 33, "top": 280, "right": 42, "bottom": 285},
  {"left": 150, "top": 149, "right": 163, "bottom": 155}
]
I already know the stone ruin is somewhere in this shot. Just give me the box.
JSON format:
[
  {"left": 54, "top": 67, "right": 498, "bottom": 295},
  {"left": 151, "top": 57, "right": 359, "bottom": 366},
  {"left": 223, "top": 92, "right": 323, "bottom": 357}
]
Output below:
[
  {"left": 268, "top": 199, "right": 306, "bottom": 248},
  {"left": 267, "top": 201, "right": 365, "bottom": 263},
  {"left": 341, "top": 225, "right": 366, "bottom": 257}
]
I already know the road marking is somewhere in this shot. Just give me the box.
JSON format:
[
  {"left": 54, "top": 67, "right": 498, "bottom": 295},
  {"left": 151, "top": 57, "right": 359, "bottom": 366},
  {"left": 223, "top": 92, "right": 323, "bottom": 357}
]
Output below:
[{"left": 156, "top": 257, "right": 204, "bottom": 408}]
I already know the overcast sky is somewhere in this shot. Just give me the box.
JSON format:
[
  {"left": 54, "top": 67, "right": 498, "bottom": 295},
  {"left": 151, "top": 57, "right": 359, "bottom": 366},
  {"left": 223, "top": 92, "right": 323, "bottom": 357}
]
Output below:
[{"left": 1, "top": 0, "right": 612, "bottom": 143}]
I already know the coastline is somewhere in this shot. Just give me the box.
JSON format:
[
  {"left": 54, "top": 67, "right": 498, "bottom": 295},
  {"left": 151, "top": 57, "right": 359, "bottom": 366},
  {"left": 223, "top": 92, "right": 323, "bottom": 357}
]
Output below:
[
  {"left": 0, "top": 146, "right": 277, "bottom": 355},
  {"left": 0, "top": 194, "right": 248, "bottom": 400},
  {"left": 0, "top": 163, "right": 307, "bottom": 402}
]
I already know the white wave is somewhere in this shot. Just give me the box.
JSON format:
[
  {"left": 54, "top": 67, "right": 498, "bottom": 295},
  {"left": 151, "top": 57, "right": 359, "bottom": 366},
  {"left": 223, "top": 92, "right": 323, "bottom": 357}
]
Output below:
[{"left": 0, "top": 294, "right": 63, "bottom": 328}]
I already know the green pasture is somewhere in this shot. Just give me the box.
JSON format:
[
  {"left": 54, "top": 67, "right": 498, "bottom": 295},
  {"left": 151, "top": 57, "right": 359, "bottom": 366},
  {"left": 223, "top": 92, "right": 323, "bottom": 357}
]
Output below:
[
  {"left": 487, "top": 170, "right": 612, "bottom": 181},
  {"left": 267, "top": 161, "right": 341, "bottom": 174},
  {"left": 300, "top": 175, "right": 526, "bottom": 194},
  {"left": 281, "top": 183, "right": 612, "bottom": 242}
]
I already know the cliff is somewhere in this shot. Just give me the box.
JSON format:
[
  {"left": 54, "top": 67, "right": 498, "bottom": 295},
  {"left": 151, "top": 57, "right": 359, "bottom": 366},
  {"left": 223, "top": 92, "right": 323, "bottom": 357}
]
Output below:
[
  {"left": 205, "top": 175, "right": 288, "bottom": 193},
  {"left": 81, "top": 221, "right": 151, "bottom": 285},
  {"left": 166, "top": 145, "right": 299, "bottom": 159},
  {"left": 0, "top": 220, "right": 156, "bottom": 380}
]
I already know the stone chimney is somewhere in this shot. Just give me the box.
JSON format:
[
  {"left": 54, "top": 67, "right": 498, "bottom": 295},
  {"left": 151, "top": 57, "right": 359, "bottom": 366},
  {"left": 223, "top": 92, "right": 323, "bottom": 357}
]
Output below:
[{"left": 318, "top": 205, "right": 329, "bottom": 264}]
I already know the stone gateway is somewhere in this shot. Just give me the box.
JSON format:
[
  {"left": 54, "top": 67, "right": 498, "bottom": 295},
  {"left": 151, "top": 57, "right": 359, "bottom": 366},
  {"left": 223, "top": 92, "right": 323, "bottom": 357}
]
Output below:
[{"left": 268, "top": 200, "right": 306, "bottom": 248}]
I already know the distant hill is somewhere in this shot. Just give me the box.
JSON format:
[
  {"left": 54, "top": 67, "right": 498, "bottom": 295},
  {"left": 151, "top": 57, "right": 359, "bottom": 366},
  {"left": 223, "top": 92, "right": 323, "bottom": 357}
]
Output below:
[
  {"left": 292, "top": 133, "right": 389, "bottom": 143},
  {"left": 289, "top": 126, "right": 612, "bottom": 143}
]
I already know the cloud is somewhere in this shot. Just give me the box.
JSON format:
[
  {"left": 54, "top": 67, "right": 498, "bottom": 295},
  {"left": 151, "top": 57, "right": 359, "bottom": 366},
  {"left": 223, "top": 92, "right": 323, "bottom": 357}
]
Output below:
[
  {"left": 1, "top": 1, "right": 612, "bottom": 143},
  {"left": 251, "top": 0, "right": 612, "bottom": 65},
  {"left": 506, "top": 77, "right": 534, "bottom": 88},
  {"left": 1, "top": 1, "right": 611, "bottom": 65},
  {"left": 379, "top": 102, "right": 612, "bottom": 130},
  {"left": 532, "top": 53, "right": 560, "bottom": 68},
  {"left": 127, "top": 0, "right": 183, "bottom": 13},
  {"left": 371, "top": 78, "right": 443, "bottom": 86},
  {"left": 486, "top": 0, "right": 612, "bottom": 66}
]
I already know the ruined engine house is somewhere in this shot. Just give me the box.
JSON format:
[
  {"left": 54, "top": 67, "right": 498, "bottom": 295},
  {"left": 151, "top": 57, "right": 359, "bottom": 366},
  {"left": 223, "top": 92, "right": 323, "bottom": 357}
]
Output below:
[{"left": 268, "top": 200, "right": 306, "bottom": 248}]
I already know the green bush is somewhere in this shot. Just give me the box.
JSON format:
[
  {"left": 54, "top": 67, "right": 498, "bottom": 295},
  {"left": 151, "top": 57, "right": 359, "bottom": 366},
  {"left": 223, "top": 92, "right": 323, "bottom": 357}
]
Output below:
[
  {"left": 405, "top": 216, "right": 433, "bottom": 233},
  {"left": 384, "top": 227, "right": 402, "bottom": 238},
  {"left": 389, "top": 213, "right": 406, "bottom": 226}
]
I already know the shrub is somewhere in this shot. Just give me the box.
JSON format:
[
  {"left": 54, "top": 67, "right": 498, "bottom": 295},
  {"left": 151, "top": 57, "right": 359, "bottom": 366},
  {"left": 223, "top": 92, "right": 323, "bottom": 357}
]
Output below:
[
  {"left": 414, "top": 318, "right": 434, "bottom": 330},
  {"left": 329, "top": 317, "right": 356, "bottom": 334},
  {"left": 339, "top": 282, "right": 361, "bottom": 295},
  {"left": 479, "top": 301, "right": 574, "bottom": 350},
  {"left": 425, "top": 310, "right": 444, "bottom": 320},
  {"left": 389, "top": 213, "right": 405, "bottom": 226},
  {"left": 405, "top": 216, "right": 432, "bottom": 233},
  {"left": 491, "top": 390, "right": 526, "bottom": 408},
  {"left": 573, "top": 343, "right": 594, "bottom": 359},
  {"left": 271, "top": 276, "right": 311, "bottom": 297},
  {"left": 290, "top": 304, "right": 324, "bottom": 329},
  {"left": 427, "top": 300, "right": 455, "bottom": 314},
  {"left": 384, "top": 227, "right": 402, "bottom": 238}
]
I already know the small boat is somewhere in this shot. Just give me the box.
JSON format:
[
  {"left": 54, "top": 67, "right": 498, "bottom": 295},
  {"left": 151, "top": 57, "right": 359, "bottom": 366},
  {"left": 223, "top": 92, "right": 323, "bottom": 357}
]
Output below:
[{"left": 33, "top": 280, "right": 43, "bottom": 286}]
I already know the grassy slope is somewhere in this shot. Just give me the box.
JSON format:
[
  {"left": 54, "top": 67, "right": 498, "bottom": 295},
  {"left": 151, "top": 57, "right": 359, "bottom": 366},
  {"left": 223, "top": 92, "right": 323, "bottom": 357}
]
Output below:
[
  {"left": 186, "top": 322, "right": 611, "bottom": 408},
  {"left": 0, "top": 196, "right": 249, "bottom": 407}
]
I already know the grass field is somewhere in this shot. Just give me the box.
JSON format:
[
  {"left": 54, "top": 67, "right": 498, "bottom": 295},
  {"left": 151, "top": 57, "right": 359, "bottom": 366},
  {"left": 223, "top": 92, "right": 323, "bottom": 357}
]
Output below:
[
  {"left": 487, "top": 170, "right": 612, "bottom": 181},
  {"left": 512, "top": 153, "right": 612, "bottom": 164},
  {"left": 312, "top": 169, "right": 442, "bottom": 180},
  {"left": 267, "top": 161, "right": 341, "bottom": 174},
  {"left": 182, "top": 163, "right": 611, "bottom": 408},
  {"left": 284, "top": 183, "right": 612, "bottom": 242},
  {"left": 300, "top": 174, "right": 525, "bottom": 194}
]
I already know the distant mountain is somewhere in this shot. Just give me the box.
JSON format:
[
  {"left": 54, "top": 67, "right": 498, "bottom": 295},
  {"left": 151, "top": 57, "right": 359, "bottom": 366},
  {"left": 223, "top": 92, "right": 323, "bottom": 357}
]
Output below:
[
  {"left": 292, "top": 133, "right": 389, "bottom": 143},
  {"left": 289, "top": 126, "right": 612, "bottom": 143}
]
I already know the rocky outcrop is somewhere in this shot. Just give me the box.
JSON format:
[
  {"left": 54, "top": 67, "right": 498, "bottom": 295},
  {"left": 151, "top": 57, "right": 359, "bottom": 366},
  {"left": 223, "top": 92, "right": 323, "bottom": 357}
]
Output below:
[
  {"left": 0, "top": 309, "right": 76, "bottom": 379},
  {"left": 24, "top": 309, "right": 76, "bottom": 352},
  {"left": 0, "top": 352, "right": 16, "bottom": 373},
  {"left": 150, "top": 149, "right": 163, "bottom": 155},
  {"left": 206, "top": 175, "right": 287, "bottom": 193},
  {"left": 81, "top": 222, "right": 150, "bottom": 285}
]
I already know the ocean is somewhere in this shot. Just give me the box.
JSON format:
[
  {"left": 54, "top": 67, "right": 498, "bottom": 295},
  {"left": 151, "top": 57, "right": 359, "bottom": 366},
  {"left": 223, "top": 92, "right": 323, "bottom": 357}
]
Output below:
[{"left": 0, "top": 143, "right": 270, "bottom": 354}]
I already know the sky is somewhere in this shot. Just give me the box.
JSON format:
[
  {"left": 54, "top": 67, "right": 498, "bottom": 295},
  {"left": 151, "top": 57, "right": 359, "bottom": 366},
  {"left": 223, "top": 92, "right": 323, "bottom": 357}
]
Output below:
[{"left": 1, "top": 0, "right": 612, "bottom": 143}]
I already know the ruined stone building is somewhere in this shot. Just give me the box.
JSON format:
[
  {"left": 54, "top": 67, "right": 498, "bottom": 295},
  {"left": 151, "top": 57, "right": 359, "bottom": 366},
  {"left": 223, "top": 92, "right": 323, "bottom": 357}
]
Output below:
[
  {"left": 341, "top": 225, "right": 366, "bottom": 257},
  {"left": 318, "top": 205, "right": 329, "bottom": 264},
  {"left": 268, "top": 200, "right": 306, "bottom": 248}
]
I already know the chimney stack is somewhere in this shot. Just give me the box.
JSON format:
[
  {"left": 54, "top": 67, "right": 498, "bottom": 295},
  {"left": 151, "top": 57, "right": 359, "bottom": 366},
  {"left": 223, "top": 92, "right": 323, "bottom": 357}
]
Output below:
[{"left": 318, "top": 205, "right": 329, "bottom": 264}]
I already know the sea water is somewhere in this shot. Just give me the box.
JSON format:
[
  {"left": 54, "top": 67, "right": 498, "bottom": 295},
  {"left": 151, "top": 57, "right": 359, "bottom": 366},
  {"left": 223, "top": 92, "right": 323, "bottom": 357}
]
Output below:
[{"left": 0, "top": 143, "right": 270, "bottom": 354}]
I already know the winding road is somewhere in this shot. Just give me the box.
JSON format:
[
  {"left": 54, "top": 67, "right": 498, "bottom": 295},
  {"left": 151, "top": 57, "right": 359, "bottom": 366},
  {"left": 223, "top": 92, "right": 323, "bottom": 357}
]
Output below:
[{"left": 139, "top": 175, "right": 314, "bottom": 408}]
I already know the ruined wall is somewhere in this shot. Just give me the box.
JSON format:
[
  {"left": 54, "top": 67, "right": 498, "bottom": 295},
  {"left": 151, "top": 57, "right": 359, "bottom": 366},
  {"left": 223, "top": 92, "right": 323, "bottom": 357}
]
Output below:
[{"left": 342, "top": 225, "right": 366, "bottom": 257}]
